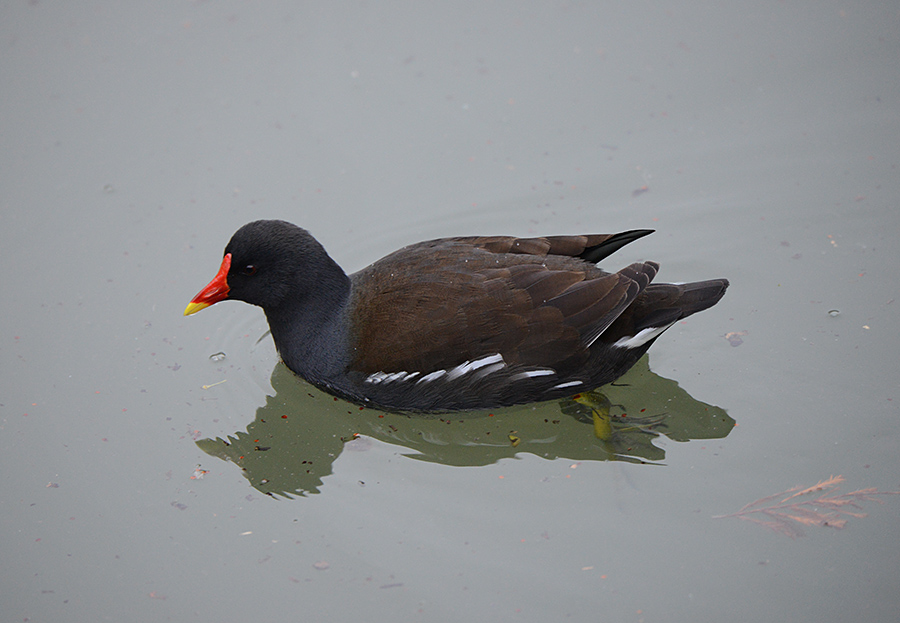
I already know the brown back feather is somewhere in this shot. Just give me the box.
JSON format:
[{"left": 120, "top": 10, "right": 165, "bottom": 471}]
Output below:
[{"left": 348, "top": 235, "right": 650, "bottom": 374}]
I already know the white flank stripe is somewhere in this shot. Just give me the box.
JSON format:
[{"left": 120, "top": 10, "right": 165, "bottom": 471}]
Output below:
[
  {"left": 472, "top": 363, "right": 506, "bottom": 379},
  {"left": 446, "top": 353, "right": 505, "bottom": 380},
  {"left": 469, "top": 353, "right": 504, "bottom": 370},
  {"left": 444, "top": 362, "right": 470, "bottom": 381},
  {"left": 552, "top": 380, "right": 583, "bottom": 390},
  {"left": 510, "top": 369, "right": 556, "bottom": 381},
  {"left": 611, "top": 322, "right": 676, "bottom": 349},
  {"left": 364, "top": 372, "right": 389, "bottom": 384},
  {"left": 365, "top": 370, "right": 419, "bottom": 384},
  {"left": 416, "top": 369, "right": 447, "bottom": 384}
]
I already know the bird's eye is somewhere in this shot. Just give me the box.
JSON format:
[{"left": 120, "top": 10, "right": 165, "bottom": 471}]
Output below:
[{"left": 242, "top": 265, "right": 258, "bottom": 276}]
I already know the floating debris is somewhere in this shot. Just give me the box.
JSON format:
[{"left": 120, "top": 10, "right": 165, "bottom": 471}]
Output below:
[
  {"left": 724, "top": 330, "right": 748, "bottom": 347},
  {"left": 715, "top": 475, "right": 900, "bottom": 538}
]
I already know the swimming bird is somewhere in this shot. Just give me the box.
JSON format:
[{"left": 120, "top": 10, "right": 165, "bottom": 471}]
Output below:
[{"left": 185, "top": 220, "right": 728, "bottom": 412}]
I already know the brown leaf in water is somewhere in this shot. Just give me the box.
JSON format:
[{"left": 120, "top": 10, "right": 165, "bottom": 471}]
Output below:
[
  {"left": 714, "top": 476, "right": 900, "bottom": 538},
  {"left": 779, "top": 475, "right": 844, "bottom": 503}
]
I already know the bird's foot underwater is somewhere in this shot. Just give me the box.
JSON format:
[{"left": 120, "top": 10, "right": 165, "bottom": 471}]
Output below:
[{"left": 571, "top": 390, "right": 668, "bottom": 440}]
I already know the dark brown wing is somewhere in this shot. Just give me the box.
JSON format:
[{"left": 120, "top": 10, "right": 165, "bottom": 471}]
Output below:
[{"left": 347, "top": 233, "right": 654, "bottom": 376}]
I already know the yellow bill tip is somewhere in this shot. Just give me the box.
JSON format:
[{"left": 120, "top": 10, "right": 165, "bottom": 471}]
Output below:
[{"left": 183, "top": 301, "right": 210, "bottom": 316}]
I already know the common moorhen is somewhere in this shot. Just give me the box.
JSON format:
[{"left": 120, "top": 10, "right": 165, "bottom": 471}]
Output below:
[{"left": 185, "top": 220, "right": 728, "bottom": 412}]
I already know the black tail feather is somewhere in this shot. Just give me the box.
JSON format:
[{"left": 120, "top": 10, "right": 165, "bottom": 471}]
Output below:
[
  {"left": 631, "top": 279, "right": 729, "bottom": 333},
  {"left": 579, "top": 229, "right": 655, "bottom": 263}
]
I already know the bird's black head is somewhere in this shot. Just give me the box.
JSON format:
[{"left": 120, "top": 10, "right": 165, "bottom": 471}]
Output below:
[{"left": 185, "top": 219, "right": 347, "bottom": 316}]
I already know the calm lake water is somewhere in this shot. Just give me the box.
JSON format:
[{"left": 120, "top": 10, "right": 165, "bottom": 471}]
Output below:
[{"left": 3, "top": 2, "right": 899, "bottom": 622}]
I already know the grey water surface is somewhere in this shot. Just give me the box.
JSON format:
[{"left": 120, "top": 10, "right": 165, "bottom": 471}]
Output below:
[{"left": 3, "top": 2, "right": 899, "bottom": 622}]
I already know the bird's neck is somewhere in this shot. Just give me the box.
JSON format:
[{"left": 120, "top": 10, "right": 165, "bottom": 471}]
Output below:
[{"left": 265, "top": 260, "right": 352, "bottom": 383}]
